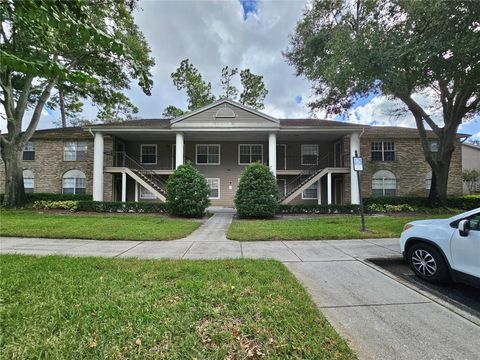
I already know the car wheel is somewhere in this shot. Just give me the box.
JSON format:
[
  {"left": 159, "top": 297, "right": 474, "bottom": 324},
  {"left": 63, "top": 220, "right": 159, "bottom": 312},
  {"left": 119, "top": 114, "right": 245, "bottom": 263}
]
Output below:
[{"left": 407, "top": 243, "right": 450, "bottom": 284}]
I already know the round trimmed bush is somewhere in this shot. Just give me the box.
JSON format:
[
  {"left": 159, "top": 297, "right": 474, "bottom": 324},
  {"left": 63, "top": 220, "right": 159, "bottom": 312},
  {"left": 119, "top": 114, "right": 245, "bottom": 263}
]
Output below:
[
  {"left": 235, "top": 163, "right": 278, "bottom": 218},
  {"left": 166, "top": 162, "right": 210, "bottom": 218}
]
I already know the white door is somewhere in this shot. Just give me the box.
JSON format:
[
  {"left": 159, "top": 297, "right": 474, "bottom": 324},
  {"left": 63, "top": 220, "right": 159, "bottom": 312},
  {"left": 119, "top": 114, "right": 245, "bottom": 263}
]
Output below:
[{"left": 450, "top": 212, "right": 480, "bottom": 277}]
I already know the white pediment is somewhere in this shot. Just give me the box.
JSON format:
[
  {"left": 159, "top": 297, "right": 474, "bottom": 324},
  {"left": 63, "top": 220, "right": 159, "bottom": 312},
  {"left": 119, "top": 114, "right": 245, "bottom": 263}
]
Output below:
[{"left": 170, "top": 99, "right": 279, "bottom": 129}]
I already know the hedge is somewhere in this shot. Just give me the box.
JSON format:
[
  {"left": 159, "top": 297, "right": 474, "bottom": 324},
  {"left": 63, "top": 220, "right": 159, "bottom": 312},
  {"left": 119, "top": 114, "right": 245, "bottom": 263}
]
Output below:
[
  {"left": 32, "top": 200, "right": 167, "bottom": 213},
  {"left": 363, "top": 195, "right": 480, "bottom": 210},
  {"left": 277, "top": 204, "right": 360, "bottom": 214},
  {"left": 0, "top": 193, "right": 92, "bottom": 204}
]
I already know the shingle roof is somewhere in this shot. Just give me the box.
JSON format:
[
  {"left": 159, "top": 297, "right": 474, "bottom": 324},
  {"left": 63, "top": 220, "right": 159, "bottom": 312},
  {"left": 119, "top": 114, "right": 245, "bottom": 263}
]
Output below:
[
  {"left": 279, "top": 119, "right": 367, "bottom": 128},
  {"left": 362, "top": 126, "right": 469, "bottom": 139},
  {"left": 30, "top": 127, "right": 90, "bottom": 140}
]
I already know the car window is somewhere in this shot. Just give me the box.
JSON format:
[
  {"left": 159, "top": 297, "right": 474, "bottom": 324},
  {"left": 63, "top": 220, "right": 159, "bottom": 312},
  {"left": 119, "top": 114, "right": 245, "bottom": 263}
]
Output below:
[{"left": 467, "top": 214, "right": 480, "bottom": 231}]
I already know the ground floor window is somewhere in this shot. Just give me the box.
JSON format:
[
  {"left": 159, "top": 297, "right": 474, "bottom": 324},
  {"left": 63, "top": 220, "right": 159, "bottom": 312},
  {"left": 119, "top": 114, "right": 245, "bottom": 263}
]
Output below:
[
  {"left": 206, "top": 178, "right": 220, "bottom": 199},
  {"left": 62, "top": 170, "right": 86, "bottom": 194},
  {"left": 302, "top": 182, "right": 318, "bottom": 199},
  {"left": 372, "top": 170, "right": 397, "bottom": 197},
  {"left": 23, "top": 169, "right": 34, "bottom": 193},
  {"left": 139, "top": 185, "right": 155, "bottom": 199}
]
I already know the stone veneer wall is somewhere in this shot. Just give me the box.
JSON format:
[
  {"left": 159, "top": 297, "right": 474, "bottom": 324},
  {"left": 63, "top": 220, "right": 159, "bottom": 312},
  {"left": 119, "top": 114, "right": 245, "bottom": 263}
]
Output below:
[
  {"left": 0, "top": 137, "right": 113, "bottom": 201},
  {"left": 342, "top": 135, "right": 463, "bottom": 201}
]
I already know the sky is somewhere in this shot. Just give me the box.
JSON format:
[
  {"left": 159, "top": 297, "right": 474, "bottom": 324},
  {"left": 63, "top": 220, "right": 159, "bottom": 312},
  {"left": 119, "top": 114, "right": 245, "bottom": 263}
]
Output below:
[{"left": 1, "top": 0, "right": 479, "bottom": 140}]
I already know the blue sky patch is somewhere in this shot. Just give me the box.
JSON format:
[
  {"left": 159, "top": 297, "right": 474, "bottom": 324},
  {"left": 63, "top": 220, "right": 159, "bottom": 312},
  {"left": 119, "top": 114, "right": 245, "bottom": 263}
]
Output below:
[{"left": 239, "top": 0, "right": 258, "bottom": 20}]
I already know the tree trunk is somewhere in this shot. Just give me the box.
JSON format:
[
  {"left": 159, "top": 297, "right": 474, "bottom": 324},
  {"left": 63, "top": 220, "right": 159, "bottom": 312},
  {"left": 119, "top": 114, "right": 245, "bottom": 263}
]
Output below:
[
  {"left": 59, "top": 89, "right": 67, "bottom": 128},
  {"left": 1, "top": 142, "right": 27, "bottom": 207}
]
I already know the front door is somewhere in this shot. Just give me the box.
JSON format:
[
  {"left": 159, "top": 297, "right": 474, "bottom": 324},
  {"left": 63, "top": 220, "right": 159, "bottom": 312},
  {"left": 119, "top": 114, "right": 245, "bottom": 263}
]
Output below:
[
  {"left": 277, "top": 144, "right": 286, "bottom": 170},
  {"left": 451, "top": 212, "right": 480, "bottom": 277}
]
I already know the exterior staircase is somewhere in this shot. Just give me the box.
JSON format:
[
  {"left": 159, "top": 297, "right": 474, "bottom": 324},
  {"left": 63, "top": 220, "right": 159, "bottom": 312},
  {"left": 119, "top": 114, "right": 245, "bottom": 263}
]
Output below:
[{"left": 113, "top": 152, "right": 167, "bottom": 202}]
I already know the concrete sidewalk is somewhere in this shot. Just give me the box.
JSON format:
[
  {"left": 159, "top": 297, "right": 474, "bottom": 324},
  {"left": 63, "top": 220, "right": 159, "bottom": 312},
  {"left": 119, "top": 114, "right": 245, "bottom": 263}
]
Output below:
[{"left": 1, "top": 212, "right": 479, "bottom": 359}]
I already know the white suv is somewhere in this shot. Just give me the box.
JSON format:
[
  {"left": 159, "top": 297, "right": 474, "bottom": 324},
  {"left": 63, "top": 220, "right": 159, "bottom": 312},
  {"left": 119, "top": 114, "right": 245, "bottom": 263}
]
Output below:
[{"left": 400, "top": 208, "right": 480, "bottom": 287}]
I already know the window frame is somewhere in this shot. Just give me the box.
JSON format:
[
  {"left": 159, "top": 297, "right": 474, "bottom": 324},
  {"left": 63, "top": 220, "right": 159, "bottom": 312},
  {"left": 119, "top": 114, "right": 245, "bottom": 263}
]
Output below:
[
  {"left": 62, "top": 170, "right": 87, "bottom": 195},
  {"left": 206, "top": 178, "right": 220, "bottom": 199},
  {"left": 372, "top": 170, "right": 397, "bottom": 197},
  {"left": 301, "top": 144, "right": 319, "bottom": 165},
  {"left": 238, "top": 144, "right": 263, "bottom": 165},
  {"left": 371, "top": 141, "right": 395, "bottom": 162},
  {"left": 139, "top": 184, "right": 156, "bottom": 199},
  {"left": 23, "top": 141, "right": 35, "bottom": 161},
  {"left": 302, "top": 182, "right": 318, "bottom": 199},
  {"left": 23, "top": 169, "right": 34, "bottom": 193},
  {"left": 63, "top": 141, "right": 88, "bottom": 161},
  {"left": 196, "top": 144, "right": 221, "bottom": 165},
  {"left": 140, "top": 144, "right": 158, "bottom": 165}
]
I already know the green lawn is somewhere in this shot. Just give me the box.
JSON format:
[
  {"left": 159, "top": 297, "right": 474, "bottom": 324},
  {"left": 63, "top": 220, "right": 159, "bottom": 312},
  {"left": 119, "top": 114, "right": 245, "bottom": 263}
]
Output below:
[
  {"left": 0, "top": 255, "right": 355, "bottom": 359},
  {"left": 0, "top": 210, "right": 200, "bottom": 240},
  {"left": 227, "top": 214, "right": 454, "bottom": 241}
]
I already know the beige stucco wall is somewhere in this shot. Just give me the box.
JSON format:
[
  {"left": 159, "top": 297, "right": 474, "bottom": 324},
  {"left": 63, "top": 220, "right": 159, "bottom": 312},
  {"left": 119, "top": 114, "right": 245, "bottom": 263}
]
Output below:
[{"left": 462, "top": 144, "right": 480, "bottom": 170}]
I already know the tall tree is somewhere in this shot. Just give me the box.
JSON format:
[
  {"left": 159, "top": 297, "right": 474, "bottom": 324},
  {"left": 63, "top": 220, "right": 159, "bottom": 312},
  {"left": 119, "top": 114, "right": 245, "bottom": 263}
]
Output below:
[
  {"left": 239, "top": 69, "right": 268, "bottom": 109},
  {"left": 219, "top": 66, "right": 238, "bottom": 100},
  {"left": 170, "top": 59, "right": 215, "bottom": 111},
  {"left": 162, "top": 105, "right": 185, "bottom": 118},
  {"left": 0, "top": 0, "right": 154, "bottom": 207},
  {"left": 285, "top": 0, "right": 479, "bottom": 203}
]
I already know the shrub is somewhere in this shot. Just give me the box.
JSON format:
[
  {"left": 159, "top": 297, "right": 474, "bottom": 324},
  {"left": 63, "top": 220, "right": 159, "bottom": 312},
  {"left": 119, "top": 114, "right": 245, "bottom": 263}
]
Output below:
[
  {"left": 33, "top": 200, "right": 78, "bottom": 211},
  {"left": 363, "top": 196, "right": 480, "bottom": 211},
  {"left": 166, "top": 162, "right": 210, "bottom": 218},
  {"left": 31, "top": 200, "right": 167, "bottom": 213},
  {"left": 0, "top": 193, "right": 92, "bottom": 205},
  {"left": 235, "top": 163, "right": 278, "bottom": 218},
  {"left": 276, "top": 204, "right": 359, "bottom": 214}
]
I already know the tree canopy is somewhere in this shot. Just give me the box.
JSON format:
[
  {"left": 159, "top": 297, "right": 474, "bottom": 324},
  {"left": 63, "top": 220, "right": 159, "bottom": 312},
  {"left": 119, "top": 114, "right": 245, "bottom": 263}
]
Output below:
[{"left": 285, "top": 0, "right": 480, "bottom": 202}]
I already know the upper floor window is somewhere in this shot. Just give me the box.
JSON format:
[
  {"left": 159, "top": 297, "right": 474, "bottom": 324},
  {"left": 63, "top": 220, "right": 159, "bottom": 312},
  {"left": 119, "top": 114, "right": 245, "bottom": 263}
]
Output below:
[
  {"left": 62, "top": 169, "right": 86, "bottom": 194},
  {"left": 196, "top": 144, "right": 220, "bottom": 165},
  {"left": 64, "top": 141, "right": 87, "bottom": 161},
  {"left": 141, "top": 144, "right": 157, "bottom": 165},
  {"left": 23, "top": 142, "right": 35, "bottom": 161},
  {"left": 301, "top": 144, "right": 318, "bottom": 165},
  {"left": 371, "top": 141, "right": 395, "bottom": 161},
  {"left": 23, "top": 169, "right": 34, "bottom": 193},
  {"left": 206, "top": 178, "right": 220, "bottom": 199},
  {"left": 302, "top": 182, "right": 318, "bottom": 199},
  {"left": 372, "top": 170, "right": 397, "bottom": 197},
  {"left": 239, "top": 144, "right": 262, "bottom": 165}
]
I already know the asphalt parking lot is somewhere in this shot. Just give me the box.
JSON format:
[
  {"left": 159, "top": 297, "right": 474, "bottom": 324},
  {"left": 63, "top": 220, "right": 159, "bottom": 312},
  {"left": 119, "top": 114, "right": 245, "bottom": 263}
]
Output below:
[{"left": 369, "top": 256, "right": 480, "bottom": 320}]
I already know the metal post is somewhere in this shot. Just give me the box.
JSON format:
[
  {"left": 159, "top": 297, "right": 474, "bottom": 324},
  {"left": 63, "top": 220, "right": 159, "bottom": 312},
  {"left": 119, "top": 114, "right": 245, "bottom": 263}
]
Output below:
[{"left": 354, "top": 150, "right": 366, "bottom": 232}]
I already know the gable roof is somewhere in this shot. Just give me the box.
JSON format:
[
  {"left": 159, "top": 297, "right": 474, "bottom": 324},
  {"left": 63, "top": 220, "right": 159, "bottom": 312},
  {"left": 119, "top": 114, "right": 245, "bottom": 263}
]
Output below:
[{"left": 170, "top": 98, "right": 279, "bottom": 124}]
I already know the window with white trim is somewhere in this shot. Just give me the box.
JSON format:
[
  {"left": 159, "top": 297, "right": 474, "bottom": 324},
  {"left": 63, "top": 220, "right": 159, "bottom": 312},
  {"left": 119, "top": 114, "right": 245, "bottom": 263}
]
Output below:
[
  {"left": 23, "top": 169, "right": 34, "bottom": 193},
  {"left": 425, "top": 171, "right": 432, "bottom": 193},
  {"left": 64, "top": 141, "right": 87, "bottom": 161},
  {"left": 206, "top": 178, "right": 220, "bottom": 199},
  {"left": 62, "top": 170, "right": 86, "bottom": 194},
  {"left": 301, "top": 144, "right": 318, "bottom": 165},
  {"left": 141, "top": 144, "right": 157, "bottom": 164},
  {"left": 302, "top": 182, "right": 318, "bottom": 199},
  {"left": 371, "top": 141, "right": 395, "bottom": 161},
  {"left": 196, "top": 144, "right": 220, "bottom": 165},
  {"left": 139, "top": 185, "right": 155, "bottom": 199},
  {"left": 372, "top": 170, "right": 397, "bottom": 197},
  {"left": 239, "top": 144, "right": 263, "bottom": 164},
  {"left": 23, "top": 142, "right": 35, "bottom": 161}
]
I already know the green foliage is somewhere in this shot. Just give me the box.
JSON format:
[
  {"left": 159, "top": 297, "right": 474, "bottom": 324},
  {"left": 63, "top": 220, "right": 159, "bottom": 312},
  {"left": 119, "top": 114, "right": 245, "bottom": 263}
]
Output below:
[
  {"left": 166, "top": 162, "right": 210, "bottom": 218},
  {"left": 162, "top": 105, "right": 185, "bottom": 118},
  {"left": 31, "top": 199, "right": 167, "bottom": 213},
  {"left": 363, "top": 196, "right": 480, "bottom": 211},
  {"left": 277, "top": 204, "right": 359, "bottom": 214},
  {"left": 462, "top": 169, "right": 480, "bottom": 194},
  {"left": 219, "top": 66, "right": 239, "bottom": 99},
  {"left": 239, "top": 69, "right": 268, "bottom": 109},
  {"left": 0, "top": 193, "right": 92, "bottom": 205},
  {"left": 33, "top": 200, "right": 78, "bottom": 211},
  {"left": 235, "top": 163, "right": 278, "bottom": 218}
]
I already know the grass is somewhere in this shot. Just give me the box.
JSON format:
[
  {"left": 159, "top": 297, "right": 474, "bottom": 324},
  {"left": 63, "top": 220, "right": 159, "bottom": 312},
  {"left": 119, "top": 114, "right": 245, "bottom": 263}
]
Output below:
[
  {"left": 0, "top": 210, "right": 201, "bottom": 240},
  {"left": 227, "top": 214, "right": 454, "bottom": 241},
  {"left": 0, "top": 255, "right": 355, "bottom": 359}
]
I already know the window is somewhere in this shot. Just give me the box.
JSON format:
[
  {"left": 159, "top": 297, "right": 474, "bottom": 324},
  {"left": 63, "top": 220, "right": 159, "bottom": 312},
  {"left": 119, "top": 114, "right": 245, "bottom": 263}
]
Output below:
[
  {"left": 23, "top": 142, "right": 35, "bottom": 161},
  {"left": 302, "top": 182, "right": 318, "bottom": 199},
  {"left": 64, "top": 141, "right": 87, "bottom": 161},
  {"left": 466, "top": 213, "right": 480, "bottom": 231},
  {"left": 371, "top": 141, "right": 395, "bottom": 161},
  {"left": 23, "top": 169, "right": 34, "bottom": 193},
  {"left": 206, "top": 178, "right": 220, "bottom": 199},
  {"left": 425, "top": 171, "right": 432, "bottom": 194},
  {"left": 196, "top": 144, "right": 220, "bottom": 165},
  {"left": 139, "top": 185, "right": 155, "bottom": 199},
  {"left": 301, "top": 144, "right": 318, "bottom": 165},
  {"left": 62, "top": 170, "right": 86, "bottom": 194},
  {"left": 141, "top": 144, "right": 157, "bottom": 164},
  {"left": 372, "top": 170, "right": 397, "bottom": 197},
  {"left": 238, "top": 144, "right": 262, "bottom": 165},
  {"left": 429, "top": 140, "right": 438, "bottom": 153}
]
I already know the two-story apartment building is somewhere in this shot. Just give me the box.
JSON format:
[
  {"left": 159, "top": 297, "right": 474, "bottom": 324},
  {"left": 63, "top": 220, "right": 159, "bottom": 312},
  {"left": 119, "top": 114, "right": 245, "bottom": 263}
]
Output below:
[{"left": 0, "top": 99, "right": 465, "bottom": 206}]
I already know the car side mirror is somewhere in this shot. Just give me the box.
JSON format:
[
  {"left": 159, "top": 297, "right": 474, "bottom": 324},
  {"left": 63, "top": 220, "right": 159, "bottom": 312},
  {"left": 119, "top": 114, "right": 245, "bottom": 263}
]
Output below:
[{"left": 458, "top": 219, "right": 470, "bottom": 237}]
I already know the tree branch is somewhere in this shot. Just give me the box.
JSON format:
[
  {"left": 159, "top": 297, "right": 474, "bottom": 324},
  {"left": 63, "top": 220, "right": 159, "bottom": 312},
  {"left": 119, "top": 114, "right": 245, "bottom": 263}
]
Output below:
[
  {"left": 399, "top": 94, "right": 441, "bottom": 135},
  {"left": 14, "top": 74, "right": 34, "bottom": 122}
]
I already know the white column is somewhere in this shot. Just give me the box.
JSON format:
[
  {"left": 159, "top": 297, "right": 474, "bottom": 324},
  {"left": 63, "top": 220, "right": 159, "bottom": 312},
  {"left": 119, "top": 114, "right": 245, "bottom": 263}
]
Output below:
[
  {"left": 121, "top": 172, "right": 126, "bottom": 202},
  {"left": 268, "top": 132, "right": 277, "bottom": 177},
  {"left": 134, "top": 182, "right": 139, "bottom": 202},
  {"left": 92, "top": 132, "right": 104, "bottom": 201},
  {"left": 350, "top": 132, "right": 361, "bottom": 204},
  {"left": 317, "top": 179, "right": 322, "bottom": 205},
  {"left": 175, "top": 132, "right": 184, "bottom": 169},
  {"left": 327, "top": 172, "right": 332, "bottom": 205}
]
